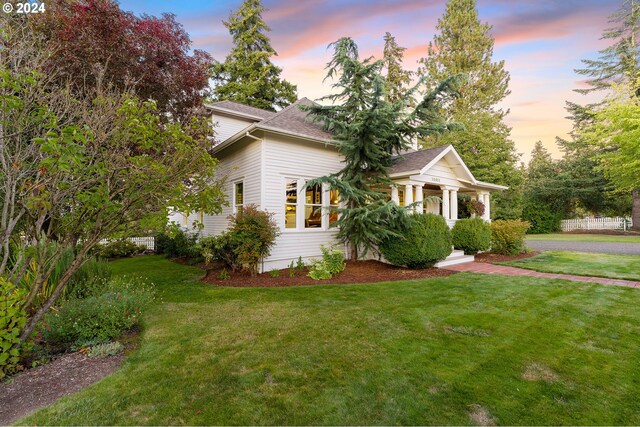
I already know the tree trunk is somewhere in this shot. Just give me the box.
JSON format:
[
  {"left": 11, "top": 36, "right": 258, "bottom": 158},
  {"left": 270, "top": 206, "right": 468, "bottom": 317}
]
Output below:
[{"left": 632, "top": 188, "right": 640, "bottom": 231}]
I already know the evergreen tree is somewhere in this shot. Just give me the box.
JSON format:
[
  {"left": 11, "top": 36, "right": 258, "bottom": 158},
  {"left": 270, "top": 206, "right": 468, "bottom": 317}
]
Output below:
[
  {"left": 568, "top": 0, "right": 639, "bottom": 227},
  {"left": 303, "top": 38, "right": 460, "bottom": 260},
  {"left": 417, "top": 0, "right": 522, "bottom": 219},
  {"left": 210, "top": 0, "right": 297, "bottom": 111},
  {"left": 382, "top": 32, "right": 413, "bottom": 104}
]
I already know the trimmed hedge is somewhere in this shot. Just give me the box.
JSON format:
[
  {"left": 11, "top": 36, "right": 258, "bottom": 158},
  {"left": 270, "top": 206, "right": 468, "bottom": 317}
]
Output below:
[
  {"left": 452, "top": 218, "right": 491, "bottom": 255},
  {"left": 490, "top": 219, "right": 531, "bottom": 255},
  {"left": 380, "top": 213, "right": 452, "bottom": 269}
]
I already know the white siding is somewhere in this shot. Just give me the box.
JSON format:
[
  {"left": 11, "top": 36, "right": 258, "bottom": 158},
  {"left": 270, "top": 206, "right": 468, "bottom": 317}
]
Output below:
[
  {"left": 201, "top": 138, "right": 263, "bottom": 235},
  {"left": 421, "top": 158, "right": 465, "bottom": 188},
  {"left": 212, "top": 112, "right": 255, "bottom": 142},
  {"left": 261, "top": 133, "right": 344, "bottom": 271}
]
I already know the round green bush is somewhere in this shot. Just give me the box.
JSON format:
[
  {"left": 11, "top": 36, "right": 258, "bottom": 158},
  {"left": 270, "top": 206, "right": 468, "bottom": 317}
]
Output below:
[
  {"left": 522, "top": 201, "right": 561, "bottom": 234},
  {"left": 451, "top": 218, "right": 491, "bottom": 255},
  {"left": 379, "top": 213, "right": 452, "bottom": 269}
]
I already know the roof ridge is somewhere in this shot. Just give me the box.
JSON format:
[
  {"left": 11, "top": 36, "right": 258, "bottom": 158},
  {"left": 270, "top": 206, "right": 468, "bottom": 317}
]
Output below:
[{"left": 210, "top": 99, "right": 275, "bottom": 114}]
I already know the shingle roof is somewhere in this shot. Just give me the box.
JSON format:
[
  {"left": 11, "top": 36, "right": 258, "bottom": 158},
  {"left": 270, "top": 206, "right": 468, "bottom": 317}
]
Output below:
[
  {"left": 388, "top": 145, "right": 450, "bottom": 175},
  {"left": 208, "top": 100, "right": 276, "bottom": 120},
  {"left": 256, "top": 97, "right": 333, "bottom": 141}
]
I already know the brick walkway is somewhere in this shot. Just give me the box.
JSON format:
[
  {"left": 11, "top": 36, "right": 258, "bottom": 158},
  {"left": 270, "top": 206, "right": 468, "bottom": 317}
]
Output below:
[{"left": 444, "top": 262, "right": 640, "bottom": 289}]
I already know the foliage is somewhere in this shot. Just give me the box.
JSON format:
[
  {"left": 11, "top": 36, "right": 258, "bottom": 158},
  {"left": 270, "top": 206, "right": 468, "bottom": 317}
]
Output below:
[
  {"left": 1, "top": 277, "right": 28, "bottom": 378},
  {"left": 198, "top": 234, "right": 241, "bottom": 271},
  {"left": 521, "top": 200, "right": 562, "bottom": 234},
  {"left": 490, "top": 219, "right": 531, "bottom": 255},
  {"left": 64, "top": 257, "right": 113, "bottom": 300},
  {"left": 382, "top": 32, "right": 413, "bottom": 104},
  {"left": 465, "top": 198, "right": 485, "bottom": 217},
  {"left": 32, "top": 0, "right": 211, "bottom": 120},
  {"left": 302, "top": 37, "right": 461, "bottom": 259},
  {"left": 379, "top": 214, "right": 452, "bottom": 268},
  {"left": 227, "top": 205, "right": 279, "bottom": 276},
  {"left": 154, "top": 230, "right": 200, "bottom": 259},
  {"left": 93, "top": 240, "right": 144, "bottom": 259},
  {"left": 417, "top": 0, "right": 522, "bottom": 219},
  {"left": 218, "top": 269, "right": 230, "bottom": 281},
  {"left": 451, "top": 218, "right": 491, "bottom": 255},
  {"left": 269, "top": 269, "right": 281, "bottom": 278},
  {"left": 88, "top": 341, "right": 124, "bottom": 357},
  {"left": 308, "top": 245, "right": 346, "bottom": 280},
  {"left": 210, "top": 0, "right": 297, "bottom": 111},
  {"left": 43, "top": 277, "right": 155, "bottom": 347}
]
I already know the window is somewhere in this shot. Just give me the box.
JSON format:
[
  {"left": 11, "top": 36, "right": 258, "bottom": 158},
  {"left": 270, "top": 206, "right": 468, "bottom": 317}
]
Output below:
[
  {"left": 234, "top": 181, "right": 244, "bottom": 213},
  {"left": 398, "top": 188, "right": 405, "bottom": 206},
  {"left": 285, "top": 179, "right": 297, "bottom": 229},
  {"left": 329, "top": 188, "right": 339, "bottom": 226},
  {"left": 305, "top": 183, "right": 323, "bottom": 228}
]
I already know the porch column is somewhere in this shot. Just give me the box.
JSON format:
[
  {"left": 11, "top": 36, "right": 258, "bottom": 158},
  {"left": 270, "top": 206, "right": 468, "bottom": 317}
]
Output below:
[
  {"left": 442, "top": 188, "right": 450, "bottom": 220},
  {"left": 450, "top": 189, "right": 458, "bottom": 220},
  {"left": 405, "top": 184, "right": 414, "bottom": 212},
  {"left": 391, "top": 186, "right": 399, "bottom": 205},
  {"left": 414, "top": 185, "right": 424, "bottom": 214},
  {"left": 483, "top": 193, "right": 491, "bottom": 220}
]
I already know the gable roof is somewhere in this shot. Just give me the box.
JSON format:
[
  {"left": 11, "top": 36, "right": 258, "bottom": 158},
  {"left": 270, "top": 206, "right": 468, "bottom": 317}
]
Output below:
[
  {"left": 388, "top": 145, "right": 449, "bottom": 175},
  {"left": 207, "top": 100, "right": 276, "bottom": 121}
]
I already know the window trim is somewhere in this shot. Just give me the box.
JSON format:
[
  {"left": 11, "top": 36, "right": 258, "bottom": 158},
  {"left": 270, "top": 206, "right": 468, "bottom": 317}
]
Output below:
[
  {"left": 233, "top": 180, "right": 244, "bottom": 214},
  {"left": 282, "top": 177, "right": 339, "bottom": 233}
]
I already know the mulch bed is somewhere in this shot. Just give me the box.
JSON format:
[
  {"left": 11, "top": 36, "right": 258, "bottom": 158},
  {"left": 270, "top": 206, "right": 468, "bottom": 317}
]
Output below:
[
  {"left": 475, "top": 251, "right": 540, "bottom": 264},
  {"left": 203, "top": 260, "right": 454, "bottom": 287},
  {"left": 0, "top": 352, "right": 124, "bottom": 425}
]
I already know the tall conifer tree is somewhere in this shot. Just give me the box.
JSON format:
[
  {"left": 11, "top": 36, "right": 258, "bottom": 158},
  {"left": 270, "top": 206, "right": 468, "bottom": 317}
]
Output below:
[
  {"left": 417, "top": 0, "right": 522, "bottom": 219},
  {"left": 303, "top": 38, "right": 460, "bottom": 260},
  {"left": 382, "top": 32, "right": 413, "bottom": 104},
  {"left": 210, "top": 0, "right": 297, "bottom": 111}
]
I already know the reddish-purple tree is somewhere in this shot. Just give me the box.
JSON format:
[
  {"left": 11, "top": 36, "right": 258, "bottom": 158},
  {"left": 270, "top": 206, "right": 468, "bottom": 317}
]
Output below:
[{"left": 33, "top": 0, "right": 211, "bottom": 120}]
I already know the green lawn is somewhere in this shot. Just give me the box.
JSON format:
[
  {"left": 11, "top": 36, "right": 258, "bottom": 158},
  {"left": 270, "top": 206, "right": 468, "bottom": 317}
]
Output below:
[
  {"left": 501, "top": 251, "right": 640, "bottom": 281},
  {"left": 526, "top": 233, "right": 640, "bottom": 243},
  {"left": 20, "top": 256, "right": 640, "bottom": 425}
]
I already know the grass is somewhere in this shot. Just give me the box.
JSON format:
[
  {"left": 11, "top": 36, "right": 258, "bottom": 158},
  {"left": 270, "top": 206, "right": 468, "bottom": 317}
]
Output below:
[
  {"left": 500, "top": 251, "right": 640, "bottom": 282},
  {"left": 526, "top": 233, "right": 640, "bottom": 243},
  {"left": 20, "top": 256, "right": 640, "bottom": 425}
]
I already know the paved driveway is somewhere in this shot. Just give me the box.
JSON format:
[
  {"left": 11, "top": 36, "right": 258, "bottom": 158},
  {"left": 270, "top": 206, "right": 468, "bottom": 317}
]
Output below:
[{"left": 525, "top": 239, "right": 640, "bottom": 255}]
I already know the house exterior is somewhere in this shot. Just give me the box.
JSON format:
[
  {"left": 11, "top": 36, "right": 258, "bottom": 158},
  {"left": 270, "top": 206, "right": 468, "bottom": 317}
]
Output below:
[{"left": 170, "top": 98, "right": 507, "bottom": 272}]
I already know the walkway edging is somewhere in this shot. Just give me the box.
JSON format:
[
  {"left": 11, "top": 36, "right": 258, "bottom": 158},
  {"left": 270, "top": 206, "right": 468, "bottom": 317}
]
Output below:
[{"left": 444, "top": 262, "right": 640, "bottom": 289}]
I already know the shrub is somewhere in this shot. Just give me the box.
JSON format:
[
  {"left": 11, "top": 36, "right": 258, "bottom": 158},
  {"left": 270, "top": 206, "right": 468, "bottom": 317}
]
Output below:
[
  {"left": 379, "top": 213, "right": 452, "bottom": 269},
  {"left": 88, "top": 341, "right": 124, "bottom": 357},
  {"left": 490, "top": 219, "right": 531, "bottom": 255},
  {"left": 308, "top": 245, "right": 346, "bottom": 280},
  {"left": 269, "top": 269, "right": 281, "bottom": 277},
  {"left": 1, "top": 277, "right": 28, "bottom": 378},
  {"left": 155, "top": 229, "right": 199, "bottom": 258},
  {"left": 227, "top": 205, "right": 279, "bottom": 276},
  {"left": 452, "top": 218, "right": 491, "bottom": 255},
  {"left": 465, "top": 198, "right": 486, "bottom": 217},
  {"left": 522, "top": 201, "right": 561, "bottom": 234},
  {"left": 43, "top": 277, "right": 155, "bottom": 347},
  {"left": 93, "top": 240, "right": 143, "bottom": 259},
  {"left": 198, "top": 233, "right": 241, "bottom": 271}
]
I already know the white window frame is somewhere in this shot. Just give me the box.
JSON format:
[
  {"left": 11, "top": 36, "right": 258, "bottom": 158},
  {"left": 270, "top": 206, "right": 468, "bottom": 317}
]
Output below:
[
  {"left": 282, "top": 178, "right": 338, "bottom": 233},
  {"left": 233, "top": 180, "right": 244, "bottom": 214}
]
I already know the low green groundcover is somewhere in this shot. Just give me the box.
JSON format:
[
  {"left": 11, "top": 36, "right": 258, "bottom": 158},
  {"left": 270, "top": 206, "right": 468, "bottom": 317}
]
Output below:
[{"left": 20, "top": 256, "right": 640, "bottom": 425}]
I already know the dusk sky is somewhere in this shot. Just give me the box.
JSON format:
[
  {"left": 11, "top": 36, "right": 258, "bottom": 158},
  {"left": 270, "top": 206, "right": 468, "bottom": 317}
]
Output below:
[{"left": 120, "top": 0, "right": 619, "bottom": 162}]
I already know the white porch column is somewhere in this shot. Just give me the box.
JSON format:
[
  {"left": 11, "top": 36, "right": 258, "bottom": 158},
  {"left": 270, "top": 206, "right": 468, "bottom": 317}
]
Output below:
[
  {"left": 414, "top": 185, "right": 424, "bottom": 213},
  {"left": 405, "top": 183, "right": 414, "bottom": 211},
  {"left": 391, "top": 186, "right": 399, "bottom": 205},
  {"left": 450, "top": 189, "right": 458, "bottom": 220},
  {"left": 483, "top": 193, "right": 491, "bottom": 220},
  {"left": 441, "top": 188, "right": 450, "bottom": 220}
]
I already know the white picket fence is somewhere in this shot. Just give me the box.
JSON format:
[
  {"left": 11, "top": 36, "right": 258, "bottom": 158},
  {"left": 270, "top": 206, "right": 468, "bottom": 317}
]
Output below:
[
  {"left": 98, "top": 236, "right": 155, "bottom": 251},
  {"left": 560, "top": 217, "right": 633, "bottom": 232}
]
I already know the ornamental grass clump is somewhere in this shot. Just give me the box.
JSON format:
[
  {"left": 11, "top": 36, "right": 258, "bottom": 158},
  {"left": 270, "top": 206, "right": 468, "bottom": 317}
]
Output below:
[
  {"left": 452, "top": 217, "right": 491, "bottom": 255},
  {"left": 379, "top": 213, "right": 452, "bottom": 268}
]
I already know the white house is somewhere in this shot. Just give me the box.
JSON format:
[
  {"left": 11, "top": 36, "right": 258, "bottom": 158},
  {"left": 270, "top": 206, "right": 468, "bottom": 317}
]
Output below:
[{"left": 171, "top": 98, "right": 507, "bottom": 271}]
